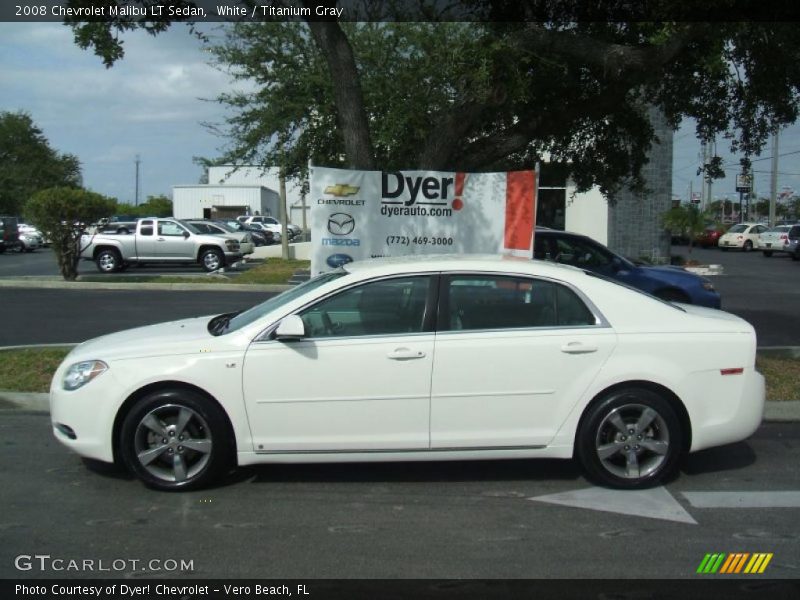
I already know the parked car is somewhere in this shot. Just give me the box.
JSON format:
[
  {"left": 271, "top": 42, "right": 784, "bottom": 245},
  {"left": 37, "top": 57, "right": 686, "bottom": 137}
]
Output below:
[
  {"left": 718, "top": 223, "right": 768, "bottom": 251},
  {"left": 239, "top": 215, "right": 301, "bottom": 239},
  {"left": 49, "top": 255, "right": 764, "bottom": 491},
  {"left": 80, "top": 218, "right": 242, "bottom": 273},
  {"left": 246, "top": 221, "right": 282, "bottom": 244},
  {"left": 758, "top": 225, "right": 797, "bottom": 257},
  {"left": 14, "top": 229, "right": 43, "bottom": 252},
  {"left": 790, "top": 226, "right": 800, "bottom": 261},
  {"left": 183, "top": 219, "right": 255, "bottom": 256},
  {"left": 0, "top": 215, "right": 19, "bottom": 253},
  {"left": 695, "top": 225, "right": 726, "bottom": 248},
  {"left": 18, "top": 222, "right": 50, "bottom": 246},
  {"left": 214, "top": 220, "right": 271, "bottom": 246},
  {"left": 533, "top": 229, "right": 721, "bottom": 308},
  {"left": 98, "top": 215, "right": 139, "bottom": 234}
]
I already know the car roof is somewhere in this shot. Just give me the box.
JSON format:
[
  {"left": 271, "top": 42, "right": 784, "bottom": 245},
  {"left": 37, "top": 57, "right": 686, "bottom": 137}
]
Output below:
[{"left": 343, "top": 254, "right": 585, "bottom": 279}]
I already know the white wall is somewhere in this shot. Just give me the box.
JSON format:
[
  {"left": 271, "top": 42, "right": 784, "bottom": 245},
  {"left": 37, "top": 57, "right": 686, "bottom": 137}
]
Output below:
[
  {"left": 208, "top": 166, "right": 303, "bottom": 223},
  {"left": 172, "top": 186, "right": 266, "bottom": 219},
  {"left": 564, "top": 182, "right": 609, "bottom": 245}
]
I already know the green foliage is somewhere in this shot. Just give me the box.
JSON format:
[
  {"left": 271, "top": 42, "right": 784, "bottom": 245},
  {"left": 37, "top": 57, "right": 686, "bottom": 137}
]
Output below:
[
  {"left": 25, "top": 187, "right": 116, "bottom": 281},
  {"left": 662, "top": 203, "right": 706, "bottom": 253},
  {"left": 0, "top": 111, "right": 82, "bottom": 215},
  {"left": 114, "top": 195, "right": 173, "bottom": 218},
  {"left": 66, "top": 4, "right": 800, "bottom": 199}
]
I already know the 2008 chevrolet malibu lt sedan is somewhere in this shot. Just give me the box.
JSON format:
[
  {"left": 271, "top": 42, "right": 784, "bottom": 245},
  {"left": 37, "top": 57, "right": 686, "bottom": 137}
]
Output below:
[{"left": 50, "top": 255, "right": 764, "bottom": 491}]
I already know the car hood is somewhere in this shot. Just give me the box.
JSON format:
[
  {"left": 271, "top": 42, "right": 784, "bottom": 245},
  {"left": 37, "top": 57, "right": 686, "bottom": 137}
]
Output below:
[{"left": 68, "top": 316, "right": 218, "bottom": 362}]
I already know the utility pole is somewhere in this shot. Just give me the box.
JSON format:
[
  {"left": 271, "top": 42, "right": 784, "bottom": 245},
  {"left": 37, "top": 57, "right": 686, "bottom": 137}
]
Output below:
[
  {"left": 770, "top": 131, "right": 779, "bottom": 227},
  {"left": 704, "top": 139, "right": 714, "bottom": 213},
  {"left": 279, "top": 168, "right": 290, "bottom": 260},
  {"left": 134, "top": 154, "right": 141, "bottom": 206}
]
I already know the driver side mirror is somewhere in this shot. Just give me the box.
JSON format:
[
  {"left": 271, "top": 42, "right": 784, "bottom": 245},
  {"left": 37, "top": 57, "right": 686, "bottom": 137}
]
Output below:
[
  {"left": 183, "top": 231, "right": 190, "bottom": 238},
  {"left": 275, "top": 315, "right": 305, "bottom": 340}
]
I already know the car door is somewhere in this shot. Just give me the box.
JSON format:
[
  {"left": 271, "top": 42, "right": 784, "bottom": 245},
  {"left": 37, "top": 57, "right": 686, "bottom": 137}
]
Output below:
[
  {"left": 430, "top": 273, "right": 616, "bottom": 448},
  {"left": 155, "top": 220, "right": 194, "bottom": 260},
  {"left": 242, "top": 275, "right": 435, "bottom": 452}
]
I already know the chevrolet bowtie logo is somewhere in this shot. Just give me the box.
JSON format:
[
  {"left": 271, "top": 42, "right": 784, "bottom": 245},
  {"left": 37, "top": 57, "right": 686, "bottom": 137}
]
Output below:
[
  {"left": 327, "top": 213, "right": 355, "bottom": 236},
  {"left": 324, "top": 184, "right": 360, "bottom": 197}
]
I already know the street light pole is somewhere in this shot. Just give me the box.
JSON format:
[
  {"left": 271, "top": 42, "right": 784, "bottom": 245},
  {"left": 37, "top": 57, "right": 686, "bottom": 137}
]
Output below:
[{"left": 770, "top": 131, "right": 779, "bottom": 227}]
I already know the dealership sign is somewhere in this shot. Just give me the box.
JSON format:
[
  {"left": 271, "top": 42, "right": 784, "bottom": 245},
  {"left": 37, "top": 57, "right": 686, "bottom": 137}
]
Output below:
[{"left": 310, "top": 166, "right": 537, "bottom": 273}]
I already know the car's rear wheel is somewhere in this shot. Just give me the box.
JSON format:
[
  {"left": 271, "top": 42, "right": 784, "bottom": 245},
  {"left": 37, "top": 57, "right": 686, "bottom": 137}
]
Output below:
[
  {"left": 743, "top": 240, "right": 753, "bottom": 252},
  {"left": 95, "top": 249, "right": 122, "bottom": 273},
  {"left": 576, "top": 387, "right": 682, "bottom": 489},
  {"left": 119, "top": 389, "right": 232, "bottom": 491}
]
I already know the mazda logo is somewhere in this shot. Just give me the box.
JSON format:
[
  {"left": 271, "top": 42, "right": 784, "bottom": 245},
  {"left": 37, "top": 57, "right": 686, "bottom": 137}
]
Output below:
[{"left": 327, "top": 213, "right": 355, "bottom": 236}]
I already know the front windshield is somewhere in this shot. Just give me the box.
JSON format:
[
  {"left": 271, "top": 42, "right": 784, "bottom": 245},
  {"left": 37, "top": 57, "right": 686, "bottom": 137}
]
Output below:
[
  {"left": 213, "top": 222, "right": 237, "bottom": 233},
  {"left": 767, "top": 226, "right": 791, "bottom": 233},
  {"left": 221, "top": 270, "right": 349, "bottom": 334}
]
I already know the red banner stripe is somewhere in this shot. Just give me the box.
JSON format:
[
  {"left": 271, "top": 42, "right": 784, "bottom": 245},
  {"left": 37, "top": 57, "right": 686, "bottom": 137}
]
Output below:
[{"left": 504, "top": 170, "right": 536, "bottom": 250}]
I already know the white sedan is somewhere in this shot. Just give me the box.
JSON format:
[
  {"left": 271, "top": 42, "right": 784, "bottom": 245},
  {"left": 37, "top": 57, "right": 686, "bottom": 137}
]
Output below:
[
  {"left": 50, "top": 255, "right": 764, "bottom": 491},
  {"left": 718, "top": 222, "right": 768, "bottom": 251}
]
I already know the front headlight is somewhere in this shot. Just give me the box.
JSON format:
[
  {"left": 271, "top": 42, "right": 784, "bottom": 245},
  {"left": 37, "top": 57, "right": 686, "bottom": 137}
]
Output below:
[
  {"left": 701, "top": 278, "right": 715, "bottom": 291},
  {"left": 63, "top": 360, "right": 108, "bottom": 391}
]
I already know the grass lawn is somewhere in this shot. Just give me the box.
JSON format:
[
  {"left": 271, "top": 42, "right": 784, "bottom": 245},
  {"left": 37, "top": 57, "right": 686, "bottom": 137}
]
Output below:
[
  {"left": 1, "top": 346, "right": 798, "bottom": 401},
  {"left": 78, "top": 258, "right": 310, "bottom": 285}
]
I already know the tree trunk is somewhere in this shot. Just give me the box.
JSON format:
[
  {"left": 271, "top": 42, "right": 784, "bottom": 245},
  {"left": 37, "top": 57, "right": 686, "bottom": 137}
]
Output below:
[{"left": 303, "top": 16, "right": 375, "bottom": 170}]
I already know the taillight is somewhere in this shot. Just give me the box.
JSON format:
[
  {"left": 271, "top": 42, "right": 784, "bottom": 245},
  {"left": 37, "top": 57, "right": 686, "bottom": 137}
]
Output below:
[{"left": 780, "top": 234, "right": 788, "bottom": 240}]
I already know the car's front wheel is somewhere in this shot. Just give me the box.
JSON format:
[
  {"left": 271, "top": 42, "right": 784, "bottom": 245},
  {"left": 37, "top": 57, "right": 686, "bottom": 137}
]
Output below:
[
  {"left": 743, "top": 240, "right": 753, "bottom": 252},
  {"left": 119, "top": 389, "right": 232, "bottom": 491},
  {"left": 200, "top": 248, "right": 224, "bottom": 272},
  {"left": 576, "top": 387, "right": 682, "bottom": 489}
]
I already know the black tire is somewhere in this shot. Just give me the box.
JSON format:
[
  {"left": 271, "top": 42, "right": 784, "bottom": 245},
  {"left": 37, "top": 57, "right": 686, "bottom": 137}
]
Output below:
[
  {"left": 200, "top": 248, "right": 224, "bottom": 272},
  {"left": 655, "top": 288, "right": 690, "bottom": 304},
  {"left": 576, "top": 387, "right": 682, "bottom": 489},
  {"left": 743, "top": 240, "right": 753, "bottom": 252},
  {"left": 95, "top": 249, "right": 122, "bottom": 273},
  {"left": 119, "top": 389, "right": 233, "bottom": 491},
  {"left": 763, "top": 251, "right": 773, "bottom": 257},
  {"left": 14, "top": 241, "right": 25, "bottom": 253}
]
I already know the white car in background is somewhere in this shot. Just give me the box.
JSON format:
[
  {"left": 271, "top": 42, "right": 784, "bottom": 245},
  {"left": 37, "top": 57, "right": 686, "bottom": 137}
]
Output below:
[
  {"left": 239, "top": 215, "right": 301, "bottom": 239},
  {"left": 718, "top": 222, "right": 768, "bottom": 251},
  {"left": 757, "top": 224, "right": 797, "bottom": 257},
  {"left": 49, "top": 255, "right": 764, "bottom": 491}
]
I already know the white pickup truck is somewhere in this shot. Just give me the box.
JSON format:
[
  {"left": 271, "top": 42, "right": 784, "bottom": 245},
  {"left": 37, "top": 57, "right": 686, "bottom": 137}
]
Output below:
[{"left": 81, "top": 218, "right": 242, "bottom": 273}]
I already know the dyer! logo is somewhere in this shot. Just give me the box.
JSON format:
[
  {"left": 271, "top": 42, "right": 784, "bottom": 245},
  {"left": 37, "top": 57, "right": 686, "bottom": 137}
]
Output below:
[
  {"left": 327, "top": 213, "right": 355, "bottom": 236},
  {"left": 696, "top": 553, "right": 773, "bottom": 574}
]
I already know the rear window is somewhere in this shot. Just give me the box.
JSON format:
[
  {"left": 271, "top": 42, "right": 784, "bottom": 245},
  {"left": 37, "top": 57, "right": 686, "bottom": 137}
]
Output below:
[{"left": 727, "top": 224, "right": 747, "bottom": 233}]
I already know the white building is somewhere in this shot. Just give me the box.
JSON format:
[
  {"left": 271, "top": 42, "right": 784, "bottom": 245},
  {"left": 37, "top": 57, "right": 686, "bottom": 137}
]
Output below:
[{"left": 172, "top": 185, "right": 280, "bottom": 220}]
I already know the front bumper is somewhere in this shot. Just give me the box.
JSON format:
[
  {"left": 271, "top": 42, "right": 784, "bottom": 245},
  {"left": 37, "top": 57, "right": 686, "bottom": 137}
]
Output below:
[{"left": 49, "top": 363, "right": 125, "bottom": 464}]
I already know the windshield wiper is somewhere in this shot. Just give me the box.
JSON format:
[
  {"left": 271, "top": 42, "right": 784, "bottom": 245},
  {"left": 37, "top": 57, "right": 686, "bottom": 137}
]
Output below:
[{"left": 208, "top": 310, "right": 242, "bottom": 336}]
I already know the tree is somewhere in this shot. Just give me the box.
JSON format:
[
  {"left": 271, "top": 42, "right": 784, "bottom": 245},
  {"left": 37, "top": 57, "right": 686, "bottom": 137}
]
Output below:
[
  {"left": 25, "top": 187, "right": 116, "bottom": 281},
  {"left": 662, "top": 203, "right": 706, "bottom": 253},
  {"left": 65, "top": 2, "right": 800, "bottom": 200},
  {"left": 0, "top": 111, "right": 82, "bottom": 215},
  {"left": 115, "top": 195, "right": 173, "bottom": 218}
]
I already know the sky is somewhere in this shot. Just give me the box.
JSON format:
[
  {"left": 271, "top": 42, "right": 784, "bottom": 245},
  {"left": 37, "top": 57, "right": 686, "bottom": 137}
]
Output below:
[{"left": 2, "top": 21, "right": 800, "bottom": 207}]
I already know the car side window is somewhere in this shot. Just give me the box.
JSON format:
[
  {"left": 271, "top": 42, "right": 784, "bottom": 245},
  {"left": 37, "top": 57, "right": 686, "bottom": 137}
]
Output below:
[
  {"left": 552, "top": 237, "right": 612, "bottom": 268},
  {"left": 140, "top": 220, "right": 154, "bottom": 236},
  {"left": 298, "top": 276, "right": 429, "bottom": 338},
  {"left": 445, "top": 275, "right": 596, "bottom": 331},
  {"left": 159, "top": 221, "right": 186, "bottom": 236}
]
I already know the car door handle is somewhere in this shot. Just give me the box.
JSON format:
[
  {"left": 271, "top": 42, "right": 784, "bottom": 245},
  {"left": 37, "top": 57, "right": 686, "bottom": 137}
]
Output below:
[
  {"left": 387, "top": 348, "right": 426, "bottom": 360},
  {"left": 157, "top": 237, "right": 166, "bottom": 242},
  {"left": 561, "top": 342, "right": 598, "bottom": 354}
]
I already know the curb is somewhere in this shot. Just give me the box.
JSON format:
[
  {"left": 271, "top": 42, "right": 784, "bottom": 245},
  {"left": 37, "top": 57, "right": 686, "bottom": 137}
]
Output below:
[
  {"left": 0, "top": 279, "right": 292, "bottom": 293},
  {"left": 2, "top": 392, "right": 798, "bottom": 422}
]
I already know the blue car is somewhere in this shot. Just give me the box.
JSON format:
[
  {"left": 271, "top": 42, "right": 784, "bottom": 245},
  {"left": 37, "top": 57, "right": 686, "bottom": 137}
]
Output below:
[{"left": 534, "top": 230, "right": 721, "bottom": 308}]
